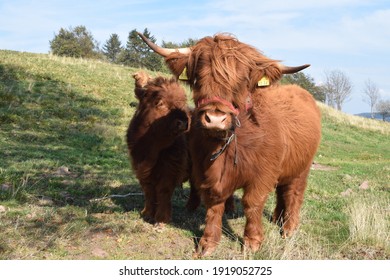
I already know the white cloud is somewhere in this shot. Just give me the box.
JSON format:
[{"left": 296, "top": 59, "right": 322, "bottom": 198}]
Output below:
[
  {"left": 209, "top": 0, "right": 378, "bottom": 14},
  {"left": 339, "top": 9, "right": 390, "bottom": 50}
]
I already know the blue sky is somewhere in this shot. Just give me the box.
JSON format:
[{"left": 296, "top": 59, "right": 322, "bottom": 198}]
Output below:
[{"left": 1, "top": 0, "right": 389, "bottom": 114}]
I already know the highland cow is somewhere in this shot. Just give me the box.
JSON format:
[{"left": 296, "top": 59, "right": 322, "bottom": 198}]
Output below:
[
  {"left": 126, "top": 72, "right": 190, "bottom": 227},
  {"left": 139, "top": 33, "right": 321, "bottom": 257}
]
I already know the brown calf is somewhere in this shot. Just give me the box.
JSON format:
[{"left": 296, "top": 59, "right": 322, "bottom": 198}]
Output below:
[{"left": 126, "top": 72, "right": 190, "bottom": 226}]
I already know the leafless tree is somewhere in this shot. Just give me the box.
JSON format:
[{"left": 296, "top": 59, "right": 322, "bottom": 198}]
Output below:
[
  {"left": 376, "top": 100, "right": 390, "bottom": 121},
  {"left": 322, "top": 70, "right": 352, "bottom": 110},
  {"left": 362, "top": 79, "right": 380, "bottom": 118}
]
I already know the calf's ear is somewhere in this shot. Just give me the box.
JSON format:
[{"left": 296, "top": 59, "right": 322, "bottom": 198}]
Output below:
[
  {"left": 133, "top": 71, "right": 152, "bottom": 88},
  {"left": 132, "top": 71, "right": 151, "bottom": 100},
  {"left": 134, "top": 87, "right": 147, "bottom": 100}
]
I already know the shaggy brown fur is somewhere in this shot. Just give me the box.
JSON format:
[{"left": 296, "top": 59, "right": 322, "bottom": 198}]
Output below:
[
  {"left": 189, "top": 85, "right": 321, "bottom": 256},
  {"left": 165, "top": 34, "right": 283, "bottom": 111},
  {"left": 126, "top": 72, "right": 191, "bottom": 225},
  {"left": 140, "top": 33, "right": 321, "bottom": 257}
]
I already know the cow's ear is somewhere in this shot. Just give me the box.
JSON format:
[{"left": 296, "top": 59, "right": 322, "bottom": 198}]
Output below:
[
  {"left": 263, "top": 62, "right": 283, "bottom": 84},
  {"left": 165, "top": 53, "right": 189, "bottom": 80},
  {"left": 249, "top": 61, "right": 282, "bottom": 91}
]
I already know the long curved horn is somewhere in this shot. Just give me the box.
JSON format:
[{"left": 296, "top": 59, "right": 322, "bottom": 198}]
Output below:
[
  {"left": 279, "top": 63, "right": 311, "bottom": 74},
  {"left": 137, "top": 32, "right": 191, "bottom": 57}
]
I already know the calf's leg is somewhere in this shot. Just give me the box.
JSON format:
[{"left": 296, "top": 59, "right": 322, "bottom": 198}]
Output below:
[
  {"left": 140, "top": 182, "right": 156, "bottom": 223},
  {"left": 154, "top": 181, "right": 176, "bottom": 224}
]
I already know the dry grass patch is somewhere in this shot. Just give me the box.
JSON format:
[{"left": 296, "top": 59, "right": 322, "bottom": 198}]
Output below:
[
  {"left": 346, "top": 194, "right": 390, "bottom": 249},
  {"left": 317, "top": 102, "right": 390, "bottom": 135}
]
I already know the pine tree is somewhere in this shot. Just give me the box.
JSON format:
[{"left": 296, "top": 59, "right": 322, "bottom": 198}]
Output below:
[
  {"left": 102, "top": 34, "right": 122, "bottom": 63},
  {"left": 162, "top": 38, "right": 198, "bottom": 48},
  {"left": 118, "top": 28, "right": 164, "bottom": 71}
]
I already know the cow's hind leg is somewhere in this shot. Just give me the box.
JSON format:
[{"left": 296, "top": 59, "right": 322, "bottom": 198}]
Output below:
[
  {"left": 224, "top": 195, "right": 235, "bottom": 214},
  {"left": 273, "top": 165, "right": 310, "bottom": 237},
  {"left": 186, "top": 179, "right": 201, "bottom": 212}
]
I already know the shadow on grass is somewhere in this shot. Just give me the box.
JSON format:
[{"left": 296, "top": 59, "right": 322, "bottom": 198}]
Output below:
[
  {"left": 110, "top": 184, "right": 246, "bottom": 249},
  {"left": 1, "top": 63, "right": 126, "bottom": 199}
]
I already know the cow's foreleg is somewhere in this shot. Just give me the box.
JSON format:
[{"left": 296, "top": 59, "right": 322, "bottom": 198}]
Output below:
[
  {"left": 196, "top": 200, "right": 225, "bottom": 257},
  {"left": 242, "top": 188, "right": 268, "bottom": 252}
]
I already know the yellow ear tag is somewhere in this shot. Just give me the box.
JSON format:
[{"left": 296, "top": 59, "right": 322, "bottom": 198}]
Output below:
[
  {"left": 179, "top": 67, "right": 188, "bottom": 81},
  {"left": 257, "top": 76, "right": 270, "bottom": 87}
]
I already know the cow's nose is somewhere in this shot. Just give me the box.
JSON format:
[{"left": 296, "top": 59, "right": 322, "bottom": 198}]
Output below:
[
  {"left": 174, "top": 119, "right": 188, "bottom": 131},
  {"left": 204, "top": 112, "right": 227, "bottom": 125}
]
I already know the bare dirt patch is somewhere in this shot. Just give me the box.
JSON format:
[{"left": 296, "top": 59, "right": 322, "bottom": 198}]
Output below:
[{"left": 311, "top": 162, "right": 338, "bottom": 171}]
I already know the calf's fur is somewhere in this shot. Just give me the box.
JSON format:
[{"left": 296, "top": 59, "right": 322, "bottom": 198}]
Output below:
[{"left": 126, "top": 72, "right": 190, "bottom": 225}]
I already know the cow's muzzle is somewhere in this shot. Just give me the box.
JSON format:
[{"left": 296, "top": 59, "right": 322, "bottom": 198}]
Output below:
[{"left": 200, "top": 110, "right": 231, "bottom": 131}]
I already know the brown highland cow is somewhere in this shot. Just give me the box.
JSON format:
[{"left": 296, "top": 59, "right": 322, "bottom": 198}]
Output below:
[
  {"left": 139, "top": 33, "right": 322, "bottom": 257},
  {"left": 126, "top": 72, "right": 191, "bottom": 227}
]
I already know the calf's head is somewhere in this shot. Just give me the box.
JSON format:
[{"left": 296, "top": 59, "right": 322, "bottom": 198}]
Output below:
[{"left": 133, "top": 72, "right": 190, "bottom": 135}]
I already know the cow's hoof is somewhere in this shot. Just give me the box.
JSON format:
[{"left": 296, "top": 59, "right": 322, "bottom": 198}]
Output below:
[
  {"left": 193, "top": 239, "right": 217, "bottom": 258},
  {"left": 243, "top": 237, "right": 261, "bottom": 253},
  {"left": 281, "top": 229, "right": 294, "bottom": 239},
  {"left": 153, "top": 222, "right": 166, "bottom": 233},
  {"left": 193, "top": 246, "right": 216, "bottom": 258},
  {"left": 280, "top": 223, "right": 297, "bottom": 238},
  {"left": 141, "top": 208, "right": 155, "bottom": 223}
]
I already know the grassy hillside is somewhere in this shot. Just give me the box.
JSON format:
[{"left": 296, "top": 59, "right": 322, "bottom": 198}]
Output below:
[{"left": 0, "top": 50, "right": 389, "bottom": 260}]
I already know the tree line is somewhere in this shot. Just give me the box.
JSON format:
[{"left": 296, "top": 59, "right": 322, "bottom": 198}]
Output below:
[
  {"left": 49, "top": 25, "right": 390, "bottom": 120},
  {"left": 49, "top": 26, "right": 193, "bottom": 73}
]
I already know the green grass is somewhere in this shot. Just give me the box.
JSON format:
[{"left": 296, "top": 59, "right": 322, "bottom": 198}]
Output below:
[{"left": 1, "top": 50, "right": 389, "bottom": 259}]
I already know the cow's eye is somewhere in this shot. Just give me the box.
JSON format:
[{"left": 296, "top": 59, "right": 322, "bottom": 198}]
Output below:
[{"left": 155, "top": 99, "right": 165, "bottom": 108}]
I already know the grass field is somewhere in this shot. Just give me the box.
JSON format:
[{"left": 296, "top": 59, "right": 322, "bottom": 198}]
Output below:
[{"left": 0, "top": 50, "right": 389, "bottom": 260}]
